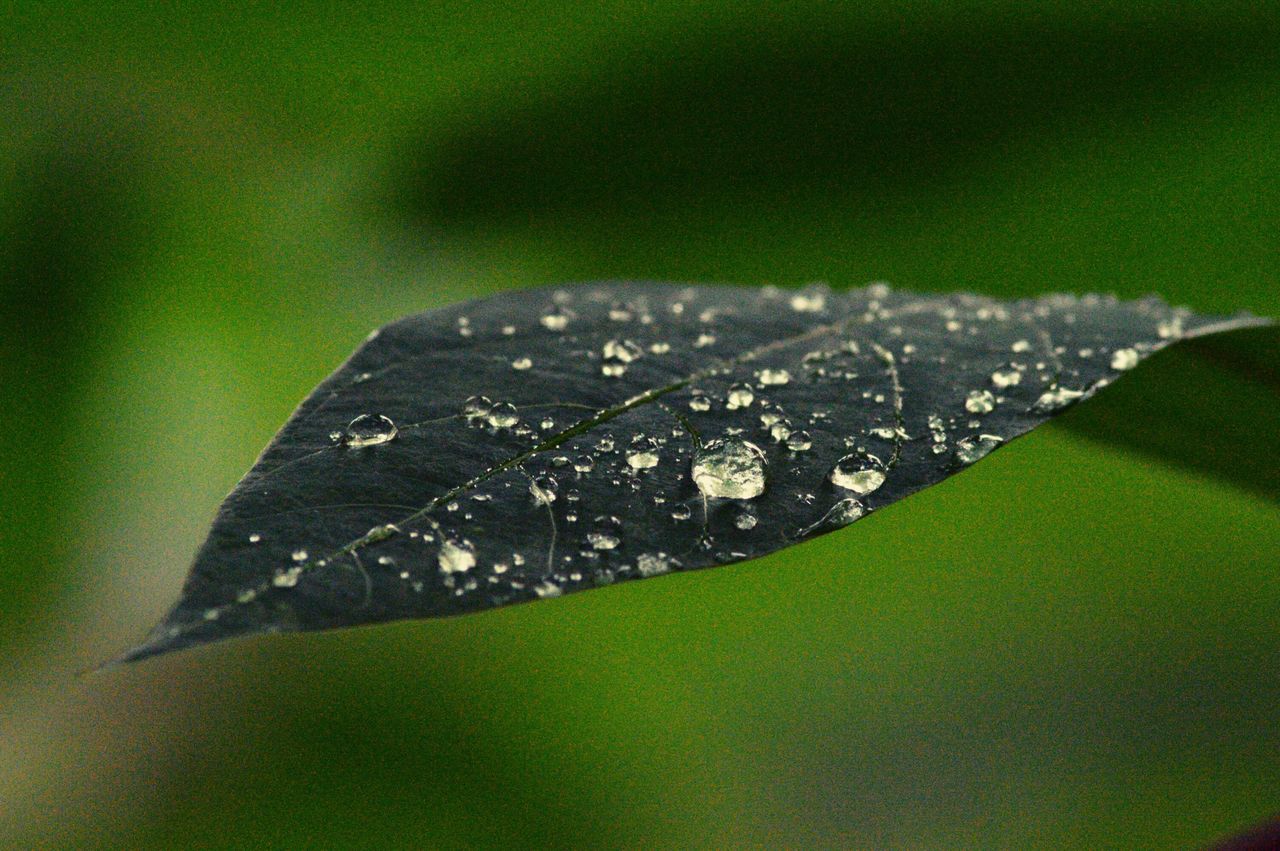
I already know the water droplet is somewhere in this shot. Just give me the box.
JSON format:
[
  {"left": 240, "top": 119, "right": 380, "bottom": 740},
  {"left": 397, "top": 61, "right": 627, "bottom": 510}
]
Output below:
[
  {"left": 587, "top": 532, "right": 620, "bottom": 550},
  {"left": 689, "top": 395, "right": 712, "bottom": 412},
  {"left": 870, "top": 426, "right": 905, "bottom": 441},
  {"left": 758, "top": 368, "right": 791, "bottom": 386},
  {"left": 291, "top": 549, "right": 308, "bottom": 562},
  {"left": 248, "top": 533, "right": 262, "bottom": 543},
  {"left": 671, "top": 504, "right": 692, "bottom": 521},
  {"left": 799, "top": 497, "right": 866, "bottom": 536},
  {"left": 965, "top": 390, "right": 996, "bottom": 414},
  {"left": 1011, "top": 339, "right": 1032, "bottom": 353},
  {"left": 601, "top": 363, "right": 627, "bottom": 377},
  {"left": 438, "top": 539, "right": 476, "bottom": 574},
  {"left": 692, "top": 437, "right": 767, "bottom": 499},
  {"left": 769, "top": 421, "right": 792, "bottom": 443},
  {"left": 990, "top": 368, "right": 1022, "bottom": 389},
  {"left": 573, "top": 454, "right": 595, "bottom": 473},
  {"left": 636, "top": 552, "right": 673, "bottom": 577},
  {"left": 597, "top": 437, "right": 615, "bottom": 452},
  {"left": 1032, "top": 386, "right": 1085, "bottom": 412},
  {"left": 734, "top": 512, "right": 758, "bottom": 530},
  {"left": 486, "top": 402, "right": 519, "bottom": 428},
  {"left": 694, "top": 333, "right": 717, "bottom": 348},
  {"left": 462, "top": 395, "right": 493, "bottom": 420},
  {"left": 1110, "top": 347, "right": 1139, "bottom": 370},
  {"left": 954, "top": 434, "right": 1003, "bottom": 465},
  {"left": 603, "top": 339, "right": 642, "bottom": 363},
  {"left": 534, "top": 581, "right": 562, "bottom": 598},
  {"left": 530, "top": 475, "right": 559, "bottom": 504},
  {"left": 626, "top": 448, "right": 660, "bottom": 469},
  {"left": 649, "top": 342, "right": 671, "bottom": 354},
  {"left": 727, "top": 383, "right": 754, "bottom": 409},
  {"left": 785, "top": 430, "right": 813, "bottom": 451},
  {"left": 540, "top": 312, "right": 569, "bottom": 331},
  {"left": 272, "top": 566, "right": 302, "bottom": 588},
  {"left": 343, "top": 414, "right": 397, "bottom": 447},
  {"left": 512, "top": 357, "right": 532, "bottom": 370},
  {"left": 826, "top": 497, "right": 866, "bottom": 524},
  {"left": 790, "top": 291, "right": 826, "bottom": 312},
  {"left": 540, "top": 417, "right": 555, "bottom": 430},
  {"left": 829, "top": 456, "right": 886, "bottom": 495}
]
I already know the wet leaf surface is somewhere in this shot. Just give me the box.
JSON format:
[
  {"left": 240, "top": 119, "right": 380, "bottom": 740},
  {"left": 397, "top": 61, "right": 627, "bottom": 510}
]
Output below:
[{"left": 121, "top": 283, "right": 1271, "bottom": 662}]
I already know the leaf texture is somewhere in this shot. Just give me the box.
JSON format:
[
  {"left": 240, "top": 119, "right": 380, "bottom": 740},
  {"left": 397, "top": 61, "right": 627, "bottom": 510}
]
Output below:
[{"left": 120, "top": 283, "right": 1270, "bottom": 662}]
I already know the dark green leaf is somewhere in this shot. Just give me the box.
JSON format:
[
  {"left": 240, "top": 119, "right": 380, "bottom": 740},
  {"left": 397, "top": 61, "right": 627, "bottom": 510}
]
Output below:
[{"left": 119, "top": 283, "right": 1271, "bottom": 663}]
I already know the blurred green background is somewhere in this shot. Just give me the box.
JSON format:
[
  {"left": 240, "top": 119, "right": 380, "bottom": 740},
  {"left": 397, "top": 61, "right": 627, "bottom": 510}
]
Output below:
[{"left": 2, "top": 1, "right": 1278, "bottom": 847}]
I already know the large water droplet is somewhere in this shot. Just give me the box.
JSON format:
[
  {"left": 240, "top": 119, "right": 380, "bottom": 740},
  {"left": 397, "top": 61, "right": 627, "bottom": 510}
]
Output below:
[
  {"left": 829, "top": 455, "right": 885, "bottom": 495},
  {"left": 691, "top": 437, "right": 767, "bottom": 499},
  {"left": 343, "top": 414, "right": 397, "bottom": 447},
  {"left": 462, "top": 395, "right": 493, "bottom": 420},
  {"left": 438, "top": 539, "right": 476, "bottom": 574},
  {"left": 511, "top": 357, "right": 533, "bottom": 371},
  {"left": 486, "top": 401, "right": 519, "bottom": 428},
  {"left": 734, "top": 512, "right": 758, "bottom": 530},
  {"left": 689, "top": 395, "right": 712, "bottom": 412}
]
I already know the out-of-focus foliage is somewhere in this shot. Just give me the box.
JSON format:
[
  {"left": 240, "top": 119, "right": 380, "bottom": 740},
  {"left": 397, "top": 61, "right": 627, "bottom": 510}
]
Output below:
[{"left": 1, "top": 2, "right": 1276, "bottom": 847}]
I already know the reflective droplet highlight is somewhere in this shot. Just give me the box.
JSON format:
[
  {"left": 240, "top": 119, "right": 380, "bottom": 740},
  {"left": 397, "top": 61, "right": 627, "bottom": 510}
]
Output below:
[
  {"left": 438, "top": 539, "right": 476, "bottom": 574},
  {"left": 829, "top": 456, "right": 885, "bottom": 495},
  {"left": 343, "top": 414, "right": 397, "bottom": 447},
  {"left": 691, "top": 438, "right": 767, "bottom": 499}
]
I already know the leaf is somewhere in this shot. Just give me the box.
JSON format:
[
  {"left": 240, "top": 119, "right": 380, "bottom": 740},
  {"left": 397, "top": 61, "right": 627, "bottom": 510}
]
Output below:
[{"left": 118, "top": 283, "right": 1271, "bottom": 663}]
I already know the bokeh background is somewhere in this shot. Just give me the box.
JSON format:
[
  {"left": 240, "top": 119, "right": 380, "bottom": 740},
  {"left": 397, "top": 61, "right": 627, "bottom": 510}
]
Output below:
[{"left": 3, "top": 2, "right": 1278, "bottom": 847}]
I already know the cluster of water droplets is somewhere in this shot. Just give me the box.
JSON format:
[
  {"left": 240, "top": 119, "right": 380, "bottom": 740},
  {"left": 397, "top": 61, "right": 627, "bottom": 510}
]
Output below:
[
  {"left": 462, "top": 395, "right": 520, "bottom": 428},
  {"left": 228, "top": 283, "right": 1212, "bottom": 634}
]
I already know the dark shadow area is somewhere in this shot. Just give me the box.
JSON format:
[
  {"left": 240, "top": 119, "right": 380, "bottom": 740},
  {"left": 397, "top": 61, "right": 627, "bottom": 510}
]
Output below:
[
  {"left": 1058, "top": 326, "right": 1279, "bottom": 501},
  {"left": 0, "top": 120, "right": 150, "bottom": 639},
  {"left": 397, "top": 15, "right": 1279, "bottom": 225}
]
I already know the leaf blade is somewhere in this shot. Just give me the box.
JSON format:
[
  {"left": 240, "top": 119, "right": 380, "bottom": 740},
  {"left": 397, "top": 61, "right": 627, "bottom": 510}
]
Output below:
[{"left": 120, "top": 283, "right": 1271, "bottom": 662}]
